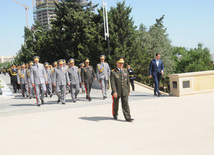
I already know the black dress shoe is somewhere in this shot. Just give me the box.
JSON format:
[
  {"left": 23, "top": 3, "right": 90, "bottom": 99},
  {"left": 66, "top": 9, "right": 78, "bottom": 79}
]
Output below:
[
  {"left": 62, "top": 102, "right": 66, "bottom": 104},
  {"left": 126, "top": 118, "right": 134, "bottom": 122},
  {"left": 113, "top": 116, "right": 118, "bottom": 120},
  {"left": 89, "top": 98, "right": 92, "bottom": 101},
  {"left": 154, "top": 93, "right": 157, "bottom": 96},
  {"left": 41, "top": 100, "right": 44, "bottom": 104},
  {"left": 37, "top": 104, "right": 41, "bottom": 107},
  {"left": 50, "top": 95, "right": 53, "bottom": 98},
  {"left": 29, "top": 97, "right": 32, "bottom": 99},
  {"left": 158, "top": 93, "right": 161, "bottom": 97},
  {"left": 57, "top": 100, "right": 60, "bottom": 103}
]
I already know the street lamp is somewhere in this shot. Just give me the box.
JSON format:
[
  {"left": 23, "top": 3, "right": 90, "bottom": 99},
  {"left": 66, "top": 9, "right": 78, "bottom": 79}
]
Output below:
[
  {"left": 102, "top": 0, "right": 110, "bottom": 56},
  {"left": 48, "top": 14, "right": 56, "bottom": 30},
  {"left": 33, "top": 30, "right": 42, "bottom": 42}
]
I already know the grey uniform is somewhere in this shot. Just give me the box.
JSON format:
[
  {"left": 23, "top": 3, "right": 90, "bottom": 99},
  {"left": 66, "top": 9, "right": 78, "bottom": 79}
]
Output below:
[
  {"left": 26, "top": 67, "right": 35, "bottom": 98},
  {"left": 53, "top": 67, "right": 69, "bottom": 103},
  {"left": 68, "top": 66, "right": 80, "bottom": 101},
  {"left": 30, "top": 63, "right": 47, "bottom": 105},
  {"left": 45, "top": 69, "right": 53, "bottom": 96},
  {"left": 17, "top": 69, "right": 29, "bottom": 97},
  {"left": 96, "top": 62, "right": 110, "bottom": 97}
]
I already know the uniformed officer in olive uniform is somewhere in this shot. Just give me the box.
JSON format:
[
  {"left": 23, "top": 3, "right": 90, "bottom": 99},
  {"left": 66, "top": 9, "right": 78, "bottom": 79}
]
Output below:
[
  {"left": 127, "top": 65, "right": 135, "bottom": 91},
  {"left": 79, "top": 62, "right": 85, "bottom": 93},
  {"left": 96, "top": 55, "right": 110, "bottom": 100},
  {"left": 17, "top": 63, "right": 29, "bottom": 97},
  {"left": 30, "top": 56, "right": 47, "bottom": 106},
  {"left": 81, "top": 58, "right": 96, "bottom": 101},
  {"left": 67, "top": 58, "right": 80, "bottom": 102},
  {"left": 10, "top": 64, "right": 18, "bottom": 93},
  {"left": 110, "top": 57, "right": 134, "bottom": 122}
]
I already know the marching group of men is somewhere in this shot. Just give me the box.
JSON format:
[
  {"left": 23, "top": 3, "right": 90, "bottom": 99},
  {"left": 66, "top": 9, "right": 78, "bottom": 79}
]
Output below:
[
  {"left": 7, "top": 55, "right": 136, "bottom": 122},
  {"left": 5, "top": 53, "right": 164, "bottom": 122}
]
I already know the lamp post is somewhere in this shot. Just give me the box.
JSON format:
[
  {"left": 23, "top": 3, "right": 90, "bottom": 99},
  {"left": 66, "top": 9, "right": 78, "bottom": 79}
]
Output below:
[
  {"left": 102, "top": 0, "right": 110, "bottom": 56},
  {"left": 33, "top": 30, "right": 42, "bottom": 42},
  {"left": 48, "top": 14, "right": 56, "bottom": 30}
]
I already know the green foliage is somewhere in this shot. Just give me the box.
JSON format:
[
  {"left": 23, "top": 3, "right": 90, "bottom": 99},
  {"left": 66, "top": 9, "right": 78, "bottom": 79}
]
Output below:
[{"left": 173, "top": 43, "right": 214, "bottom": 73}]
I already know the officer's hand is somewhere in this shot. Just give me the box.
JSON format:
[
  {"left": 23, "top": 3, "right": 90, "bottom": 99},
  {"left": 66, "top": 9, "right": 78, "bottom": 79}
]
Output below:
[
  {"left": 113, "top": 93, "right": 117, "bottom": 98},
  {"left": 94, "top": 78, "right": 97, "bottom": 81},
  {"left": 82, "top": 82, "right": 84, "bottom": 85},
  {"left": 161, "top": 70, "right": 164, "bottom": 75},
  {"left": 68, "top": 83, "right": 70, "bottom": 86},
  {"left": 32, "top": 83, "right": 34, "bottom": 87},
  {"left": 45, "top": 81, "right": 48, "bottom": 85},
  {"left": 54, "top": 83, "right": 56, "bottom": 87},
  {"left": 149, "top": 75, "right": 152, "bottom": 78},
  {"left": 18, "top": 82, "right": 20, "bottom": 85},
  {"left": 128, "top": 92, "right": 130, "bottom": 96}
]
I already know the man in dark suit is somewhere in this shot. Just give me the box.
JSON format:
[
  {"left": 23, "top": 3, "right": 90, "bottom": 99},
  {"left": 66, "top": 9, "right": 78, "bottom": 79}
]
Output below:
[{"left": 149, "top": 53, "right": 164, "bottom": 97}]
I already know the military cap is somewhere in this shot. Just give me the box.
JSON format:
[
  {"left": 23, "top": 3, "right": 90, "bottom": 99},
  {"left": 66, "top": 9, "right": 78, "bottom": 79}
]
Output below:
[
  {"left": 100, "top": 55, "right": 106, "bottom": 59},
  {"left": 84, "top": 58, "right": 90, "bottom": 63},
  {"left": 117, "top": 57, "right": 125, "bottom": 63},
  {"left": 21, "top": 63, "right": 26, "bottom": 67},
  {"left": 68, "top": 58, "right": 75, "bottom": 64},
  {"left": 62, "top": 59, "right": 66, "bottom": 63},
  {"left": 12, "top": 64, "right": 16, "bottom": 67},
  {"left": 29, "top": 61, "right": 34, "bottom": 65},
  {"left": 79, "top": 62, "right": 84, "bottom": 67},
  {"left": 58, "top": 59, "right": 63, "bottom": 65},
  {"left": 44, "top": 62, "right": 49, "bottom": 67},
  {"left": 53, "top": 61, "right": 58, "bottom": 66},
  {"left": 33, "top": 56, "right": 40, "bottom": 61}
]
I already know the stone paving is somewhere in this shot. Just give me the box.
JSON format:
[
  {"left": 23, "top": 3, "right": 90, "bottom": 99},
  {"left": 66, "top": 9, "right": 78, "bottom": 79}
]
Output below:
[{"left": 0, "top": 74, "right": 214, "bottom": 155}]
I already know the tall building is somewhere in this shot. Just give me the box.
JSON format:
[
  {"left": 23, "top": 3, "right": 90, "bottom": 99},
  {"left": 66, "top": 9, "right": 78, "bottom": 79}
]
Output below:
[{"left": 34, "top": 0, "right": 59, "bottom": 29}]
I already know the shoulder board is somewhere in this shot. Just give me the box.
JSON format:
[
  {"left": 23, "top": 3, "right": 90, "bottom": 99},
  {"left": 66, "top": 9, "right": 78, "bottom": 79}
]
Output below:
[{"left": 111, "top": 69, "right": 116, "bottom": 72}]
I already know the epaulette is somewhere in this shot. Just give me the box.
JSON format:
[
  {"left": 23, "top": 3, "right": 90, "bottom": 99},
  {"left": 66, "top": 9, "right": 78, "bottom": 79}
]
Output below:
[{"left": 111, "top": 69, "right": 116, "bottom": 71}]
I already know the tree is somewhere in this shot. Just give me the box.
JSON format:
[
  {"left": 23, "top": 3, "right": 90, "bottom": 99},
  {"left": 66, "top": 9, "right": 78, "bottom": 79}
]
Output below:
[{"left": 173, "top": 43, "right": 214, "bottom": 73}]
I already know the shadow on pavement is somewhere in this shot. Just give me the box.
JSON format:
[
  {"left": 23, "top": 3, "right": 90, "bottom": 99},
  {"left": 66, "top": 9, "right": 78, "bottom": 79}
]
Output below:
[
  {"left": 10, "top": 104, "right": 36, "bottom": 107},
  {"left": 79, "top": 116, "right": 116, "bottom": 122}
]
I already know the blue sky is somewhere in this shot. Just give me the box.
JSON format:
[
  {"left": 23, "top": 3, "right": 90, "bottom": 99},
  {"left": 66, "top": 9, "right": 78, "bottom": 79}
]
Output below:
[{"left": 0, "top": 0, "right": 214, "bottom": 56}]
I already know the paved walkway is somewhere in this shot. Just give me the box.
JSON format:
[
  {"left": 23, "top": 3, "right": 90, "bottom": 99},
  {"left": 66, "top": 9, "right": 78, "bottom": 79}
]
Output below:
[{"left": 0, "top": 74, "right": 214, "bottom": 155}]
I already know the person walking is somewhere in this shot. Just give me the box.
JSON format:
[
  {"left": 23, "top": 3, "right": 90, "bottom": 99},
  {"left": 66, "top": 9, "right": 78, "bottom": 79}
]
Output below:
[
  {"left": 81, "top": 58, "right": 96, "bottom": 101},
  {"left": 149, "top": 53, "right": 164, "bottom": 97},
  {"left": 17, "top": 63, "right": 29, "bottom": 97},
  {"left": 110, "top": 57, "right": 134, "bottom": 122},
  {"left": 127, "top": 65, "right": 135, "bottom": 91},
  {"left": 53, "top": 59, "right": 70, "bottom": 104},
  {"left": 96, "top": 55, "right": 110, "bottom": 100},
  {"left": 67, "top": 58, "right": 80, "bottom": 103},
  {"left": 30, "top": 56, "right": 47, "bottom": 106}
]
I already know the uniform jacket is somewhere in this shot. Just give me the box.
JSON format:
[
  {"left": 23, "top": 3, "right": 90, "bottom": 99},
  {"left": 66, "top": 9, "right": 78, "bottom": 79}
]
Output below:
[
  {"left": 45, "top": 69, "right": 53, "bottom": 84},
  {"left": 30, "top": 63, "right": 47, "bottom": 85},
  {"left": 110, "top": 68, "right": 130, "bottom": 97},
  {"left": 10, "top": 69, "right": 18, "bottom": 82},
  {"left": 53, "top": 67, "right": 69, "bottom": 86},
  {"left": 96, "top": 62, "right": 110, "bottom": 80},
  {"left": 149, "top": 59, "right": 164, "bottom": 76},
  {"left": 26, "top": 68, "right": 32, "bottom": 84},
  {"left": 17, "top": 69, "right": 28, "bottom": 84},
  {"left": 67, "top": 66, "right": 80, "bottom": 85},
  {"left": 81, "top": 66, "right": 96, "bottom": 83}
]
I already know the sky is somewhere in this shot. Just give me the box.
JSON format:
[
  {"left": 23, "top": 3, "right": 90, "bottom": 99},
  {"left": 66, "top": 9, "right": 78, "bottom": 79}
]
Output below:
[{"left": 0, "top": 0, "right": 214, "bottom": 56}]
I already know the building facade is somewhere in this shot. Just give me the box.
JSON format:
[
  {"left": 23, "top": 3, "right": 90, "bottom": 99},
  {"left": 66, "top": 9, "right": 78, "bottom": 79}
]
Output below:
[
  {"left": 34, "top": 0, "right": 59, "bottom": 29},
  {"left": 0, "top": 56, "right": 13, "bottom": 63}
]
